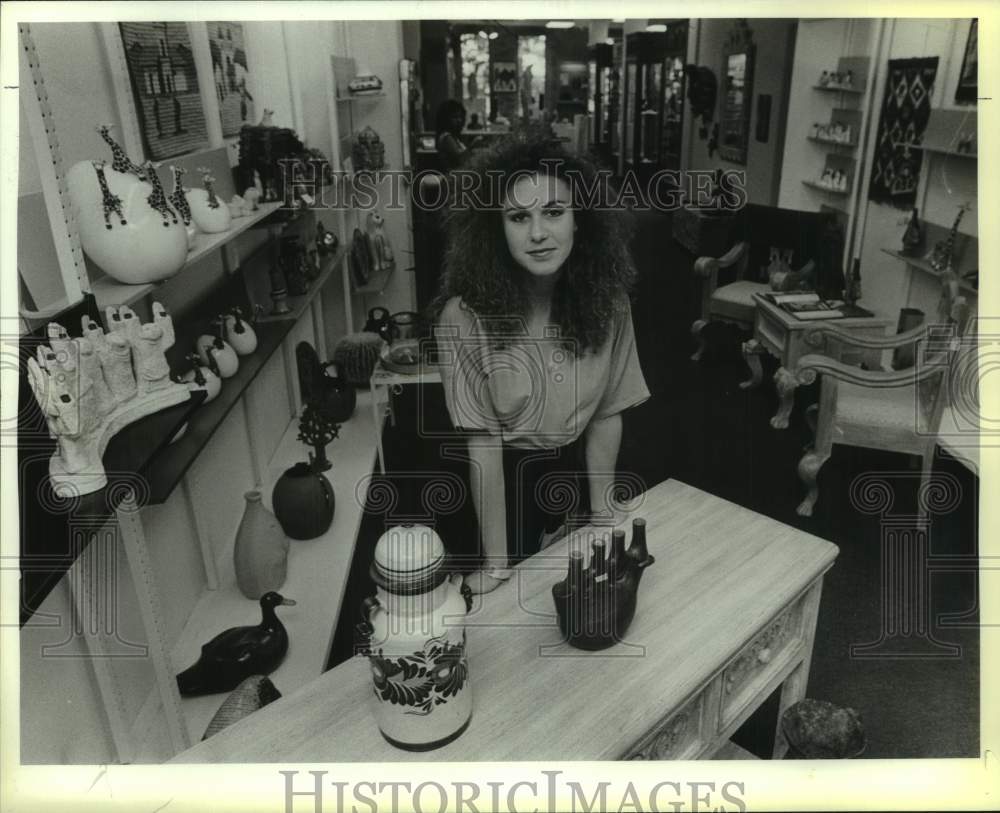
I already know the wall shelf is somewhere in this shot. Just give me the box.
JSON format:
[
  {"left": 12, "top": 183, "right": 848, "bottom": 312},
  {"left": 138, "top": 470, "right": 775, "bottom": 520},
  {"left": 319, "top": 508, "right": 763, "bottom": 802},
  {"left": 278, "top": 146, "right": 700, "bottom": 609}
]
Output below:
[
  {"left": 807, "top": 135, "right": 858, "bottom": 149},
  {"left": 335, "top": 92, "right": 386, "bottom": 102},
  {"left": 880, "top": 247, "right": 978, "bottom": 295},
  {"left": 257, "top": 245, "right": 348, "bottom": 325},
  {"left": 802, "top": 179, "right": 849, "bottom": 196},
  {"left": 811, "top": 84, "right": 864, "bottom": 95},
  {"left": 898, "top": 143, "right": 976, "bottom": 159}
]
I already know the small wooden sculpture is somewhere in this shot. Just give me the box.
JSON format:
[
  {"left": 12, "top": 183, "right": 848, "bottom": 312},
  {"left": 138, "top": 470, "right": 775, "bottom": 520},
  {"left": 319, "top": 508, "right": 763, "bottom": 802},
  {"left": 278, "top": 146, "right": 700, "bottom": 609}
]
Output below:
[
  {"left": 97, "top": 123, "right": 146, "bottom": 179},
  {"left": 143, "top": 161, "right": 178, "bottom": 226},
  {"left": 297, "top": 400, "right": 340, "bottom": 472},
  {"left": 26, "top": 304, "right": 191, "bottom": 497},
  {"left": 168, "top": 165, "right": 192, "bottom": 226}
]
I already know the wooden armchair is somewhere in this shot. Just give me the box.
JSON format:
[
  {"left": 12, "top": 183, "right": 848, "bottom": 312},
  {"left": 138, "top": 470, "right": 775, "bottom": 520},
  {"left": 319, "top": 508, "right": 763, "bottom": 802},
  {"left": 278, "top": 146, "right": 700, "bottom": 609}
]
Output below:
[
  {"left": 690, "top": 204, "right": 842, "bottom": 361},
  {"left": 792, "top": 293, "right": 973, "bottom": 517}
]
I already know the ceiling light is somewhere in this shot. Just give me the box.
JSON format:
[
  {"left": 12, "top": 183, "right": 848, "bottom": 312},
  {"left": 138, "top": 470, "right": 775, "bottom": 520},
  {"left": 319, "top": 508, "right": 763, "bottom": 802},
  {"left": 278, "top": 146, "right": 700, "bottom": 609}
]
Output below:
[
  {"left": 645, "top": 24, "right": 667, "bottom": 32},
  {"left": 604, "top": 38, "right": 615, "bottom": 45},
  {"left": 478, "top": 30, "right": 488, "bottom": 38},
  {"left": 488, "top": 31, "right": 499, "bottom": 40},
  {"left": 546, "top": 21, "right": 575, "bottom": 29}
]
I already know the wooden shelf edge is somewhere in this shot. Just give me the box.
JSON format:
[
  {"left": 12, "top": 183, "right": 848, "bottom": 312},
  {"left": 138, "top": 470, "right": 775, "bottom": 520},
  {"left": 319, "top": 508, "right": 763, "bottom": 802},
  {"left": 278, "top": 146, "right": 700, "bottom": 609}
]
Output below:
[
  {"left": 898, "top": 143, "right": 976, "bottom": 159},
  {"left": 144, "top": 320, "right": 297, "bottom": 505},
  {"left": 812, "top": 84, "right": 864, "bottom": 94},
  {"left": 807, "top": 135, "right": 858, "bottom": 149}
]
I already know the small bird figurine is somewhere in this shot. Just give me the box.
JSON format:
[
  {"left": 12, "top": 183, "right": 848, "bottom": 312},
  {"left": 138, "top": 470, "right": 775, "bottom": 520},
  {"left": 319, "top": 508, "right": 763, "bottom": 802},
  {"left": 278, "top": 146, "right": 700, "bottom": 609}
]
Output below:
[{"left": 176, "top": 592, "right": 297, "bottom": 697}]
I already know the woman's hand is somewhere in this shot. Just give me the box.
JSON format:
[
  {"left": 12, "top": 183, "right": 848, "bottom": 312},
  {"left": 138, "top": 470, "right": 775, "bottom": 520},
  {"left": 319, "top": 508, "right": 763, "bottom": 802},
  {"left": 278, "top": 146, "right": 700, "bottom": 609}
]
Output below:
[{"left": 463, "top": 568, "right": 511, "bottom": 595}]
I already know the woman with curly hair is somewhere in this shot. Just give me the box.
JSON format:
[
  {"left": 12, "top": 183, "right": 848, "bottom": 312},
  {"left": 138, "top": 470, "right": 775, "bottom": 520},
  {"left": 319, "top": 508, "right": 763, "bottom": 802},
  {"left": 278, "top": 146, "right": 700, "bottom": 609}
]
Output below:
[{"left": 433, "top": 137, "right": 649, "bottom": 594}]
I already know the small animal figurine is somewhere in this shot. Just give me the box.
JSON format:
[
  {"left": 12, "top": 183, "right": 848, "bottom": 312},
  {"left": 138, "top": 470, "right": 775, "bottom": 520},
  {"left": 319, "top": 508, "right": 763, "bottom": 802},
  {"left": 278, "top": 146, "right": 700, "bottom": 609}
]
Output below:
[
  {"left": 259, "top": 109, "right": 275, "bottom": 127},
  {"left": 180, "top": 352, "right": 222, "bottom": 403},
  {"left": 175, "top": 592, "right": 297, "bottom": 696},
  {"left": 223, "top": 306, "right": 259, "bottom": 356},
  {"left": 366, "top": 210, "right": 394, "bottom": 272},
  {"left": 196, "top": 331, "right": 239, "bottom": 378},
  {"left": 315, "top": 220, "right": 339, "bottom": 256},
  {"left": 202, "top": 676, "right": 282, "bottom": 740},
  {"left": 228, "top": 194, "right": 250, "bottom": 219}
]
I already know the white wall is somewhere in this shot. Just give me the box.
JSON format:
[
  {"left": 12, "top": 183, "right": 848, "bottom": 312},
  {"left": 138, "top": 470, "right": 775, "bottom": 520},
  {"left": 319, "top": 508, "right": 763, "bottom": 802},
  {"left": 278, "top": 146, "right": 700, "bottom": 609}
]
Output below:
[{"left": 686, "top": 19, "right": 797, "bottom": 205}]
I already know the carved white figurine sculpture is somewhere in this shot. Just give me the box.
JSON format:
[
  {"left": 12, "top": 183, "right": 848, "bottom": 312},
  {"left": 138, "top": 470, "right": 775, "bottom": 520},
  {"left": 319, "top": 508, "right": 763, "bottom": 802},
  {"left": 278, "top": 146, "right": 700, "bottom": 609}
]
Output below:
[
  {"left": 67, "top": 126, "right": 188, "bottom": 285},
  {"left": 180, "top": 352, "right": 222, "bottom": 403},
  {"left": 228, "top": 194, "right": 250, "bottom": 219},
  {"left": 26, "top": 303, "right": 192, "bottom": 497}
]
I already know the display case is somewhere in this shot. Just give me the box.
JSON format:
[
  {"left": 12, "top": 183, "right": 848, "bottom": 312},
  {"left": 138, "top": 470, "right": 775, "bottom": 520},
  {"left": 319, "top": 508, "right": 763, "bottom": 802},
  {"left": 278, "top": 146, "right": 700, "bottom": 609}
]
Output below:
[
  {"left": 588, "top": 42, "right": 616, "bottom": 166},
  {"left": 621, "top": 24, "right": 688, "bottom": 182}
]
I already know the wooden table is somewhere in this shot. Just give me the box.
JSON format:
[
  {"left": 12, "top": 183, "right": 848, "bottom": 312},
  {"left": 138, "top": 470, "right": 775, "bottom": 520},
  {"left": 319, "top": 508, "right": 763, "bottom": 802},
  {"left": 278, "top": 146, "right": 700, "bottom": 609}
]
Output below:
[
  {"left": 744, "top": 294, "right": 894, "bottom": 428},
  {"left": 172, "top": 480, "right": 838, "bottom": 762}
]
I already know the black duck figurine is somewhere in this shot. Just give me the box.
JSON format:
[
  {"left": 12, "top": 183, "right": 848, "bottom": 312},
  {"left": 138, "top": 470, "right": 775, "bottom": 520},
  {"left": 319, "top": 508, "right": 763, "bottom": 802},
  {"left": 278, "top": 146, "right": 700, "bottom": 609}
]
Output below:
[{"left": 176, "top": 592, "right": 297, "bottom": 697}]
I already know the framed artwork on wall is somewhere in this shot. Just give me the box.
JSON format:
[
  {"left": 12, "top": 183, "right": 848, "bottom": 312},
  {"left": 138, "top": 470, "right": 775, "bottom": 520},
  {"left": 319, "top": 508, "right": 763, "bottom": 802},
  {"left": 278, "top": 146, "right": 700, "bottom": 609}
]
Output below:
[
  {"left": 955, "top": 19, "right": 977, "bottom": 104},
  {"left": 208, "top": 21, "right": 255, "bottom": 135},
  {"left": 119, "top": 22, "right": 209, "bottom": 159}
]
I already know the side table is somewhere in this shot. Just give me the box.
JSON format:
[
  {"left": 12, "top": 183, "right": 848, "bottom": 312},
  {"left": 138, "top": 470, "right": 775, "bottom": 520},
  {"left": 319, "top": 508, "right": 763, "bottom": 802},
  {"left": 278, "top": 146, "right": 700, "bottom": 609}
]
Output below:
[
  {"left": 744, "top": 294, "right": 893, "bottom": 428},
  {"left": 369, "top": 361, "right": 441, "bottom": 472}
]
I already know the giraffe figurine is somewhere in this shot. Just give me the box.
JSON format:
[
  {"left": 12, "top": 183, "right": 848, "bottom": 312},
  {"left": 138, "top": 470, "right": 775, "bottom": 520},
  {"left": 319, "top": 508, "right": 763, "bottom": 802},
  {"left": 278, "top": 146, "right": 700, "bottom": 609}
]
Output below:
[
  {"left": 929, "top": 203, "right": 970, "bottom": 273},
  {"left": 143, "top": 161, "right": 178, "bottom": 227},
  {"left": 97, "top": 124, "right": 146, "bottom": 179},
  {"left": 168, "top": 165, "right": 192, "bottom": 226},
  {"left": 92, "top": 161, "right": 127, "bottom": 229},
  {"left": 197, "top": 166, "right": 222, "bottom": 209}
]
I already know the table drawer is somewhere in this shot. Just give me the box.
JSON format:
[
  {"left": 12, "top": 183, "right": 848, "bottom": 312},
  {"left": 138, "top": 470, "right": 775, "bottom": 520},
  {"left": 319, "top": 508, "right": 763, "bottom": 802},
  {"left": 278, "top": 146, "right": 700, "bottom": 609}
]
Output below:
[
  {"left": 755, "top": 308, "right": 785, "bottom": 357},
  {"left": 625, "top": 690, "right": 707, "bottom": 760},
  {"left": 719, "top": 595, "right": 806, "bottom": 728}
]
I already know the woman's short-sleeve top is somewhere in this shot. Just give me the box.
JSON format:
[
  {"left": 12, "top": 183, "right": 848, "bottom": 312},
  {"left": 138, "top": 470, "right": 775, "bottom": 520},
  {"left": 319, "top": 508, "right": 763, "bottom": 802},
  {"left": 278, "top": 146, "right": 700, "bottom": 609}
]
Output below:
[{"left": 436, "top": 297, "right": 650, "bottom": 449}]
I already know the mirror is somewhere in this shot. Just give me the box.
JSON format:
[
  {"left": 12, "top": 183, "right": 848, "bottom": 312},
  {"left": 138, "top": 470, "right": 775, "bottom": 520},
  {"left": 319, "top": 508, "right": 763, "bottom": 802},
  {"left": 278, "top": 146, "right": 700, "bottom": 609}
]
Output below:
[{"left": 719, "top": 20, "right": 755, "bottom": 164}]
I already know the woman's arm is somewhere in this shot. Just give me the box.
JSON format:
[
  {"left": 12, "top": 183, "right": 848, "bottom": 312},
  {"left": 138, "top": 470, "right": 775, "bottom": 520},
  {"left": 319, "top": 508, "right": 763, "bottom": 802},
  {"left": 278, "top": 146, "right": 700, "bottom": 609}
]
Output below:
[
  {"left": 466, "top": 434, "right": 510, "bottom": 593},
  {"left": 584, "top": 412, "right": 623, "bottom": 524}
]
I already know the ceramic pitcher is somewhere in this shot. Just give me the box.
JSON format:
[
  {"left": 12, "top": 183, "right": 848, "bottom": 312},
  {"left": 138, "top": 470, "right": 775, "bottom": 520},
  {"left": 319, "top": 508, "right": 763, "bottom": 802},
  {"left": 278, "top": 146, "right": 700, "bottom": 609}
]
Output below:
[{"left": 358, "top": 524, "right": 472, "bottom": 751}]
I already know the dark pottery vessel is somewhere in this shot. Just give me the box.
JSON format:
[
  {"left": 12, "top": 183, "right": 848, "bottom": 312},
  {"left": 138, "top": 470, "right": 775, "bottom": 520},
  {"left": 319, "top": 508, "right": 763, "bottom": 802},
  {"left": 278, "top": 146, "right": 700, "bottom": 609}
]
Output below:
[
  {"left": 552, "top": 519, "right": 655, "bottom": 650},
  {"left": 271, "top": 462, "right": 336, "bottom": 540}
]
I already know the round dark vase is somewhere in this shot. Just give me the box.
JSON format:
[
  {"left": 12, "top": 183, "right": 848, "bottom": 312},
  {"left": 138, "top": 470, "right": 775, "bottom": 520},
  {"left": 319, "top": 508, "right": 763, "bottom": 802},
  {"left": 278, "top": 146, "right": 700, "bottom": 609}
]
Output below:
[{"left": 271, "top": 462, "right": 335, "bottom": 540}]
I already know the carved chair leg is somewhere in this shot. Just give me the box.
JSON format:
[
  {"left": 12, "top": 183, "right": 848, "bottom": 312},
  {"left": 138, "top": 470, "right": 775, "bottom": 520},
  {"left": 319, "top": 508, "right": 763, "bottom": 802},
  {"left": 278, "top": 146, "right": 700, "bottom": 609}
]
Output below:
[
  {"left": 796, "top": 449, "right": 831, "bottom": 517},
  {"left": 690, "top": 319, "right": 709, "bottom": 362},
  {"left": 770, "top": 366, "right": 798, "bottom": 429},
  {"left": 739, "top": 338, "right": 765, "bottom": 390}
]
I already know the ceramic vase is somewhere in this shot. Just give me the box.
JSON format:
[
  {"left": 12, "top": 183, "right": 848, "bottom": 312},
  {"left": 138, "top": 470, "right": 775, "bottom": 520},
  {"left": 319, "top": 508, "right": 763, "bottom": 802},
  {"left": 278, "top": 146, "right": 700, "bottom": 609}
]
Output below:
[
  {"left": 901, "top": 208, "right": 925, "bottom": 257},
  {"left": 358, "top": 525, "right": 472, "bottom": 751},
  {"left": 181, "top": 364, "right": 222, "bottom": 403},
  {"left": 271, "top": 462, "right": 336, "bottom": 540},
  {"left": 187, "top": 188, "right": 233, "bottom": 234},
  {"left": 233, "top": 491, "right": 289, "bottom": 600},
  {"left": 67, "top": 161, "right": 188, "bottom": 284},
  {"left": 196, "top": 335, "right": 239, "bottom": 378}
]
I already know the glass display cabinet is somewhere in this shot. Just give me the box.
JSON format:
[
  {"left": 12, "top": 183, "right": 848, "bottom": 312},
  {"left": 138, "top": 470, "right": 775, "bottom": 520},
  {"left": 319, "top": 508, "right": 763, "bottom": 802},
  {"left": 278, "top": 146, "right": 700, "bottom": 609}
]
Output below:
[{"left": 587, "top": 42, "right": 616, "bottom": 166}]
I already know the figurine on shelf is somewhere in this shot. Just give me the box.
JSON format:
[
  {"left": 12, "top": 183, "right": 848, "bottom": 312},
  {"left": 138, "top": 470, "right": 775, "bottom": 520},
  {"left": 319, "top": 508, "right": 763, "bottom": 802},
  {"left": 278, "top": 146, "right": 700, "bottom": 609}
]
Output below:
[
  {"left": 900, "top": 208, "right": 925, "bottom": 257},
  {"left": 297, "top": 400, "right": 340, "bottom": 472},
  {"left": 188, "top": 167, "right": 232, "bottom": 234},
  {"left": 26, "top": 304, "right": 190, "bottom": 496},
  {"left": 142, "top": 161, "right": 178, "bottom": 227},
  {"left": 259, "top": 109, "right": 275, "bottom": 127},
  {"left": 316, "top": 220, "right": 339, "bottom": 256},
  {"left": 175, "top": 592, "right": 296, "bottom": 696},
  {"left": 228, "top": 194, "right": 250, "bottom": 219},
  {"left": 223, "top": 306, "right": 260, "bottom": 356},
  {"left": 280, "top": 235, "right": 311, "bottom": 295},
  {"left": 180, "top": 352, "right": 222, "bottom": 403},
  {"left": 348, "top": 69, "right": 384, "bottom": 95},
  {"left": 352, "top": 126, "right": 387, "bottom": 172},
  {"left": 196, "top": 329, "right": 239, "bottom": 378},
  {"left": 819, "top": 70, "right": 830, "bottom": 87},
  {"left": 844, "top": 69, "right": 854, "bottom": 88},
  {"left": 365, "top": 210, "right": 394, "bottom": 273},
  {"left": 243, "top": 185, "right": 262, "bottom": 212},
  {"left": 928, "top": 203, "right": 970, "bottom": 273}
]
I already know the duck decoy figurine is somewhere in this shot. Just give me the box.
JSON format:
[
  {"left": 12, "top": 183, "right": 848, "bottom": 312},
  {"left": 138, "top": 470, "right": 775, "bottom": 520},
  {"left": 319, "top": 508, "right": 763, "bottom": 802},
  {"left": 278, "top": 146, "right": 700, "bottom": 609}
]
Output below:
[{"left": 176, "top": 592, "right": 297, "bottom": 697}]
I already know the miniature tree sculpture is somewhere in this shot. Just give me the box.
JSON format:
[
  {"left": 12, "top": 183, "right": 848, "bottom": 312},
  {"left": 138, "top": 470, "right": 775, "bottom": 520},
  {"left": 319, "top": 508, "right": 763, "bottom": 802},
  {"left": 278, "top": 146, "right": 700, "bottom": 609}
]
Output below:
[{"left": 297, "top": 401, "right": 340, "bottom": 472}]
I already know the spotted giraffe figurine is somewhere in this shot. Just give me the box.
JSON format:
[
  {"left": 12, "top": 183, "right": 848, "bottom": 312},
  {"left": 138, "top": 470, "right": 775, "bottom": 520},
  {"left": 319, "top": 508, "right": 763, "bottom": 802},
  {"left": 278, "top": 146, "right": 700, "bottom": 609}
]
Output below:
[
  {"left": 92, "top": 161, "right": 127, "bottom": 229},
  {"left": 168, "top": 165, "right": 192, "bottom": 226},
  {"left": 97, "top": 124, "right": 146, "bottom": 180},
  {"left": 197, "top": 167, "right": 222, "bottom": 209},
  {"left": 144, "top": 161, "right": 178, "bottom": 227}
]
